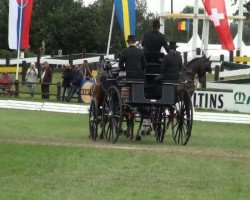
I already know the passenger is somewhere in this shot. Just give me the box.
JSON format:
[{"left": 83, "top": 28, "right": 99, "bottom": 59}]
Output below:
[
  {"left": 142, "top": 19, "right": 169, "bottom": 62},
  {"left": 155, "top": 41, "right": 182, "bottom": 82},
  {"left": 119, "top": 35, "right": 147, "bottom": 80}
]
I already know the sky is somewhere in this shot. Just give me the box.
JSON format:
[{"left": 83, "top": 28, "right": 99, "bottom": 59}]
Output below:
[{"left": 83, "top": 0, "right": 241, "bottom": 15}]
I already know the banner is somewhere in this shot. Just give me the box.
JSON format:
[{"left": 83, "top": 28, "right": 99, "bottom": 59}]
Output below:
[
  {"left": 202, "top": 0, "right": 235, "bottom": 51},
  {"left": 178, "top": 21, "right": 189, "bottom": 31},
  {"left": 115, "top": 0, "right": 136, "bottom": 45},
  {"left": 8, "top": 0, "right": 33, "bottom": 50}
]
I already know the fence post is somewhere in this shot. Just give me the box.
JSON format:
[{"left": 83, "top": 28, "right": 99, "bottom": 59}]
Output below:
[
  {"left": 14, "top": 80, "right": 19, "bottom": 97},
  {"left": 69, "top": 54, "right": 73, "bottom": 67},
  {"left": 37, "top": 49, "right": 41, "bottom": 78},
  {"left": 196, "top": 48, "right": 201, "bottom": 56},
  {"left": 220, "top": 54, "right": 224, "bottom": 62},
  {"left": 243, "top": 55, "right": 247, "bottom": 65},
  {"left": 82, "top": 48, "right": 86, "bottom": 58},
  {"left": 6, "top": 54, "right": 10, "bottom": 66},
  {"left": 56, "top": 82, "right": 62, "bottom": 101},
  {"left": 214, "top": 65, "right": 220, "bottom": 81},
  {"left": 21, "top": 61, "right": 27, "bottom": 82},
  {"left": 229, "top": 51, "right": 234, "bottom": 62},
  {"left": 201, "top": 76, "right": 206, "bottom": 89},
  {"left": 236, "top": 50, "right": 240, "bottom": 64}
]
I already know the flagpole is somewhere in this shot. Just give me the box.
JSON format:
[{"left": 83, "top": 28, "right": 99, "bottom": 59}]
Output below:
[
  {"left": 237, "top": 0, "right": 244, "bottom": 54},
  {"left": 15, "top": 0, "right": 24, "bottom": 80},
  {"left": 106, "top": 3, "right": 115, "bottom": 57}
]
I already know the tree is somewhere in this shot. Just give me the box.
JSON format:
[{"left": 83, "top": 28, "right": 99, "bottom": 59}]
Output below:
[{"left": 0, "top": 0, "right": 9, "bottom": 50}]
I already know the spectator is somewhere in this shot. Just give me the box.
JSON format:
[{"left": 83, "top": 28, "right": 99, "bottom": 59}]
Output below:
[
  {"left": 66, "top": 65, "right": 83, "bottom": 102},
  {"left": 40, "top": 61, "right": 53, "bottom": 99},
  {"left": 0, "top": 72, "right": 13, "bottom": 94},
  {"left": 61, "top": 64, "right": 73, "bottom": 102},
  {"left": 82, "top": 60, "right": 92, "bottom": 80},
  {"left": 25, "top": 62, "right": 38, "bottom": 99}
]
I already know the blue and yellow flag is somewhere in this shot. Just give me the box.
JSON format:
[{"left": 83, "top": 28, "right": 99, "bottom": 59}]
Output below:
[{"left": 115, "top": 0, "right": 136, "bottom": 46}]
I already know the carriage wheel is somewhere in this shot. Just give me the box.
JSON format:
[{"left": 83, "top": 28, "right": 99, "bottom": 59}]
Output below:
[
  {"left": 89, "top": 99, "right": 99, "bottom": 141},
  {"left": 153, "top": 107, "right": 166, "bottom": 143},
  {"left": 171, "top": 89, "right": 193, "bottom": 145},
  {"left": 102, "top": 86, "right": 122, "bottom": 143}
]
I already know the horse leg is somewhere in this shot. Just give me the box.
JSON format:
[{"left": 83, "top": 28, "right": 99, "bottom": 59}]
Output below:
[{"left": 129, "top": 117, "right": 135, "bottom": 140}]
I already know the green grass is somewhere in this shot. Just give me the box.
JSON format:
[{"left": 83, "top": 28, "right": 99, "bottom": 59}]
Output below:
[{"left": 0, "top": 109, "right": 249, "bottom": 200}]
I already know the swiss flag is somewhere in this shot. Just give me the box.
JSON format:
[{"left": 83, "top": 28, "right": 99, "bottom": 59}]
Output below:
[{"left": 202, "top": 0, "right": 235, "bottom": 51}]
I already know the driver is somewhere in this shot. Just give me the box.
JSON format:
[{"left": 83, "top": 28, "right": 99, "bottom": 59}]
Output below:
[
  {"left": 119, "top": 35, "right": 147, "bottom": 79},
  {"left": 142, "top": 19, "right": 169, "bottom": 62}
]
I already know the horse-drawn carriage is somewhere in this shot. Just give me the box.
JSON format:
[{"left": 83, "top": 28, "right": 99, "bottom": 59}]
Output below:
[{"left": 89, "top": 53, "right": 212, "bottom": 145}]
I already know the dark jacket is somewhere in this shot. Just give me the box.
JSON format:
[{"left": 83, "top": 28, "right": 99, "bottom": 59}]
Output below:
[
  {"left": 161, "top": 51, "right": 182, "bottom": 80},
  {"left": 119, "top": 46, "right": 147, "bottom": 79},
  {"left": 62, "top": 68, "right": 73, "bottom": 87},
  {"left": 72, "top": 68, "right": 83, "bottom": 86},
  {"left": 142, "top": 30, "right": 168, "bottom": 53},
  {"left": 41, "top": 67, "right": 53, "bottom": 83}
]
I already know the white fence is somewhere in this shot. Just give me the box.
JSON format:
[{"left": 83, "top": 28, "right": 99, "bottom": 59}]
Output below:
[
  {"left": 0, "top": 100, "right": 250, "bottom": 124},
  {"left": 0, "top": 54, "right": 115, "bottom": 66}
]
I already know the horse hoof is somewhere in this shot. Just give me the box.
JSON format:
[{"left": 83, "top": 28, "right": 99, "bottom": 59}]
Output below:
[{"left": 135, "top": 135, "right": 141, "bottom": 141}]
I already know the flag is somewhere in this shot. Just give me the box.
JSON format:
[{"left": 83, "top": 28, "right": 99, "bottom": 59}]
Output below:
[
  {"left": 178, "top": 21, "right": 189, "bottom": 31},
  {"left": 8, "top": 0, "right": 33, "bottom": 50},
  {"left": 202, "top": 0, "right": 235, "bottom": 51},
  {"left": 114, "top": 0, "right": 136, "bottom": 45}
]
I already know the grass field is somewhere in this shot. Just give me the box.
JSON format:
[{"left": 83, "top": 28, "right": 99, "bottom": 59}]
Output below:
[{"left": 0, "top": 109, "right": 249, "bottom": 200}]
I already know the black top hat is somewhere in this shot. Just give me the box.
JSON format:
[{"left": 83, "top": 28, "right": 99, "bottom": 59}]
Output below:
[
  {"left": 169, "top": 41, "right": 179, "bottom": 49},
  {"left": 126, "top": 35, "right": 136, "bottom": 43},
  {"left": 152, "top": 19, "right": 162, "bottom": 28}
]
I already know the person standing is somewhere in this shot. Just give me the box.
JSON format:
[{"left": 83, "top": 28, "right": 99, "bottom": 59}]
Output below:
[
  {"left": 66, "top": 65, "right": 83, "bottom": 102},
  {"left": 119, "top": 35, "right": 147, "bottom": 79},
  {"left": 61, "top": 64, "right": 73, "bottom": 101},
  {"left": 41, "top": 61, "right": 53, "bottom": 99},
  {"left": 82, "top": 60, "right": 92, "bottom": 80},
  {"left": 25, "top": 62, "right": 38, "bottom": 99}
]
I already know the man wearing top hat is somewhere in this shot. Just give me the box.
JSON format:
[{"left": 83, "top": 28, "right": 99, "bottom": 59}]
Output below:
[
  {"left": 142, "top": 19, "right": 169, "bottom": 55},
  {"left": 156, "top": 41, "right": 182, "bottom": 81},
  {"left": 119, "top": 35, "right": 147, "bottom": 79}
]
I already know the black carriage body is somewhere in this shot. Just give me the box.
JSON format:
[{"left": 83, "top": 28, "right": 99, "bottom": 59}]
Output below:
[{"left": 118, "top": 80, "right": 179, "bottom": 106}]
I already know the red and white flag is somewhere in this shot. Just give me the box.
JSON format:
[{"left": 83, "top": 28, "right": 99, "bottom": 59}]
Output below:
[
  {"left": 8, "top": 0, "right": 33, "bottom": 50},
  {"left": 202, "top": 0, "right": 235, "bottom": 51}
]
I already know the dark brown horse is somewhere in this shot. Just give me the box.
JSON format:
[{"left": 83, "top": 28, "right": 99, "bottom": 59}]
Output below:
[{"left": 180, "top": 55, "right": 212, "bottom": 96}]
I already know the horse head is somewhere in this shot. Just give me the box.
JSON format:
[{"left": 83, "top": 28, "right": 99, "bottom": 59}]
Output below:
[{"left": 184, "top": 55, "right": 212, "bottom": 83}]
